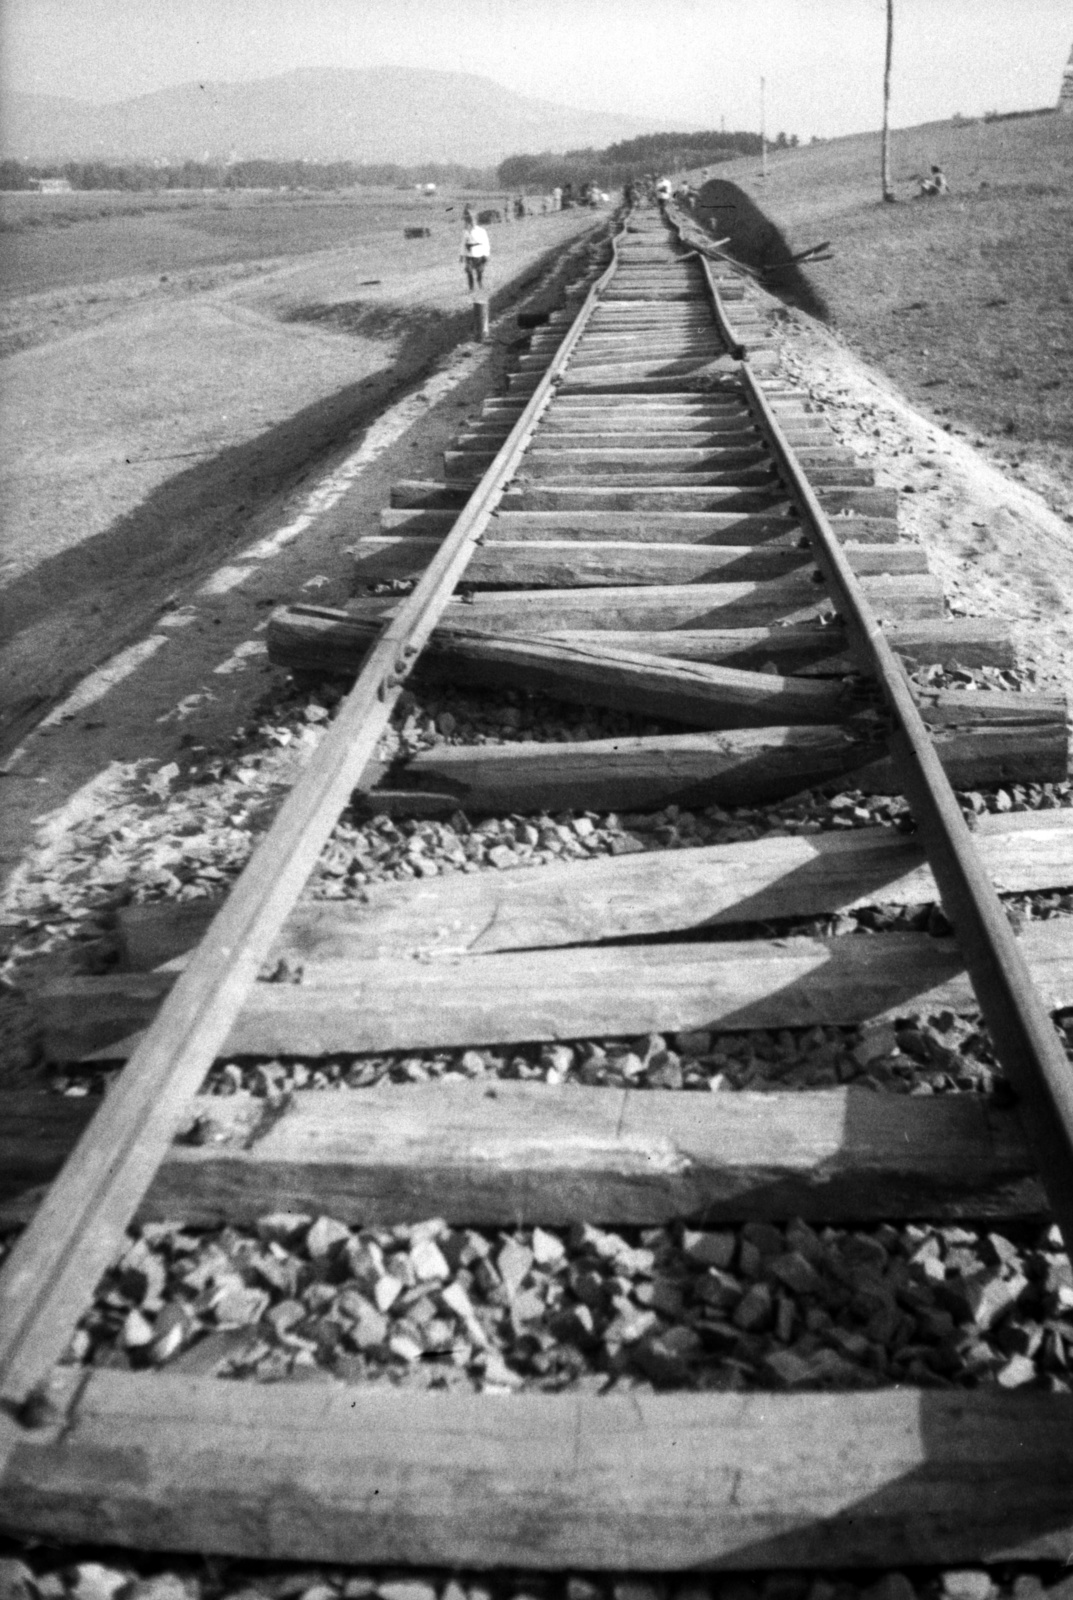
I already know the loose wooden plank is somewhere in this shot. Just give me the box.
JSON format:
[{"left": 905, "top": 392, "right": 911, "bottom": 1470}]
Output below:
[
  {"left": 350, "top": 537, "right": 926, "bottom": 589},
  {"left": 390, "top": 481, "right": 898, "bottom": 520},
  {"left": 275, "top": 614, "right": 850, "bottom": 728},
  {"left": 377, "top": 715, "right": 1063, "bottom": 814},
  {"left": 0, "top": 1083, "right": 1042, "bottom": 1228},
  {"left": 516, "top": 446, "right": 859, "bottom": 474},
  {"left": 381, "top": 509, "right": 902, "bottom": 546},
  {"left": 498, "top": 485, "right": 900, "bottom": 518},
  {"left": 349, "top": 578, "right": 943, "bottom": 629},
  {"left": 321, "top": 607, "right": 1013, "bottom": 674},
  {"left": 113, "top": 811, "right": 1073, "bottom": 973},
  {"left": 381, "top": 508, "right": 815, "bottom": 544},
  {"left": 33, "top": 921, "right": 1073, "bottom": 1062},
  {"left": 2, "top": 1373, "right": 1071, "bottom": 1566}
]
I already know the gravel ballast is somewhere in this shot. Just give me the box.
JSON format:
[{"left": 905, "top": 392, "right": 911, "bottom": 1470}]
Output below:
[{"left": 33, "top": 1213, "right": 1070, "bottom": 1397}]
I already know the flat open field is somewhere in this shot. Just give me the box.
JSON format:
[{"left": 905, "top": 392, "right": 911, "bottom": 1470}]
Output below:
[
  {"left": 0, "top": 186, "right": 599, "bottom": 745},
  {"left": 0, "top": 187, "right": 504, "bottom": 300},
  {"left": 712, "top": 112, "right": 1073, "bottom": 518}
]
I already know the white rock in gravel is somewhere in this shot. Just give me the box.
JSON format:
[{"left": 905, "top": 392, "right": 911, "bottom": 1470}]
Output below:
[
  {"left": 996, "top": 1353, "right": 1037, "bottom": 1388},
  {"left": 342, "top": 1581, "right": 378, "bottom": 1600},
  {"left": 298, "top": 1587, "right": 338, "bottom": 1600},
  {"left": 496, "top": 1236, "right": 534, "bottom": 1294},
  {"left": 306, "top": 1216, "right": 352, "bottom": 1259},
  {"left": 531, "top": 1226, "right": 567, "bottom": 1267},
  {"left": 377, "top": 1587, "right": 438, "bottom": 1600},
  {"left": 70, "top": 1566, "right": 129, "bottom": 1600},
  {"left": 388, "top": 1332, "right": 424, "bottom": 1363},
  {"left": 941, "top": 1574, "right": 995, "bottom": 1600},
  {"left": 441, "top": 1279, "right": 489, "bottom": 1347},
  {"left": 440, "top": 1585, "right": 467, "bottom": 1600},
  {"left": 373, "top": 1274, "right": 404, "bottom": 1313},
  {"left": 962, "top": 1269, "right": 1028, "bottom": 1330},
  {"left": 410, "top": 1237, "right": 450, "bottom": 1281},
  {"left": 123, "top": 1307, "right": 156, "bottom": 1348}
]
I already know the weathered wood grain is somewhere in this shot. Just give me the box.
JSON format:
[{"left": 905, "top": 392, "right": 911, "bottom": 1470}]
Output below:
[
  {"left": 2, "top": 1373, "right": 1070, "bottom": 1566},
  {"left": 274, "top": 614, "right": 851, "bottom": 728},
  {"left": 379, "top": 709, "right": 1065, "bottom": 814},
  {"left": 32, "top": 921, "right": 1073, "bottom": 1062},
  {"left": 113, "top": 810, "right": 1073, "bottom": 972},
  {"left": 350, "top": 538, "right": 926, "bottom": 588},
  {"left": 323, "top": 605, "right": 1014, "bottom": 673},
  {"left": 0, "top": 1083, "right": 1042, "bottom": 1228}
]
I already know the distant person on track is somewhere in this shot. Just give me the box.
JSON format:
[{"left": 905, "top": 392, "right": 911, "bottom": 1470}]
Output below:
[
  {"left": 460, "top": 208, "right": 491, "bottom": 292},
  {"left": 919, "top": 164, "right": 949, "bottom": 197}
]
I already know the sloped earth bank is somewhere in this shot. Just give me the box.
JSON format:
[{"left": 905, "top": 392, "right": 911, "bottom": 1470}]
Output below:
[
  {"left": 3, "top": 253, "right": 1073, "bottom": 1597},
  {"left": 0, "top": 208, "right": 600, "bottom": 753},
  {"left": 766, "top": 294, "right": 1073, "bottom": 702}
]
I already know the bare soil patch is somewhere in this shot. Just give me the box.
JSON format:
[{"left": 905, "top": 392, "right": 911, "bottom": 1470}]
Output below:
[{"left": 0, "top": 197, "right": 599, "bottom": 750}]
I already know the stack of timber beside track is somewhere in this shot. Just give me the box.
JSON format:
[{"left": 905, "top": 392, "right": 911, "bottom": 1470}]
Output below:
[{"left": 4, "top": 208, "right": 1073, "bottom": 1570}]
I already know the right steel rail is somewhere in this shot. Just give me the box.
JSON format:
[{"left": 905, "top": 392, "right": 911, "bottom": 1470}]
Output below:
[{"left": 741, "top": 358, "right": 1073, "bottom": 1253}]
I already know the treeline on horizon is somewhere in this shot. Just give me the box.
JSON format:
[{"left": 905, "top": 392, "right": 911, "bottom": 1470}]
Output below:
[
  {"left": 0, "top": 156, "right": 497, "bottom": 192},
  {"left": 496, "top": 128, "right": 796, "bottom": 189}
]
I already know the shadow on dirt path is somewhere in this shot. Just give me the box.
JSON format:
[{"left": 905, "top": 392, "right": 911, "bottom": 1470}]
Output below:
[
  {"left": 0, "top": 292, "right": 528, "bottom": 751},
  {"left": 0, "top": 224, "right": 606, "bottom": 758}
]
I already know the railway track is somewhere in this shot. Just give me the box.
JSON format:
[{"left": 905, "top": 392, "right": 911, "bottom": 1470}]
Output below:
[{"left": 3, "top": 204, "right": 1073, "bottom": 1575}]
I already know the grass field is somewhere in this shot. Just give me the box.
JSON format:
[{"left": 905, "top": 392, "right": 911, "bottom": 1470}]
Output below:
[
  {"left": 0, "top": 186, "right": 509, "bottom": 298},
  {"left": 713, "top": 112, "right": 1073, "bottom": 512}
]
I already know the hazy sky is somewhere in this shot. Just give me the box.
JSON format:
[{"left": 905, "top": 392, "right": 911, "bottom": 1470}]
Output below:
[{"left": 2, "top": 0, "right": 1070, "bottom": 141}]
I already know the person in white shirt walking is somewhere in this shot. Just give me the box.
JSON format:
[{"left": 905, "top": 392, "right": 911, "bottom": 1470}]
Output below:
[{"left": 460, "top": 208, "right": 491, "bottom": 291}]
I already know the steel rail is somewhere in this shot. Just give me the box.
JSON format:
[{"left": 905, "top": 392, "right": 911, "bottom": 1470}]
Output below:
[
  {"left": 740, "top": 361, "right": 1073, "bottom": 1255},
  {"left": 683, "top": 213, "right": 1073, "bottom": 1252},
  {"left": 0, "top": 218, "right": 626, "bottom": 1421},
  {"left": 696, "top": 252, "right": 746, "bottom": 362}
]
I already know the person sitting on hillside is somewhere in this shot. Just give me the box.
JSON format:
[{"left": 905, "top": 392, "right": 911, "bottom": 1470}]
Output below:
[
  {"left": 919, "top": 164, "right": 949, "bottom": 197},
  {"left": 460, "top": 209, "right": 491, "bottom": 292}
]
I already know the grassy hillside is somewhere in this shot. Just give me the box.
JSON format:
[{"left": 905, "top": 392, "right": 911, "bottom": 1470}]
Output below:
[{"left": 714, "top": 113, "right": 1073, "bottom": 512}]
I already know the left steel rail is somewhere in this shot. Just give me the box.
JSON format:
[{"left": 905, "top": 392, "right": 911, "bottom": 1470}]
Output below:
[{"left": 0, "top": 219, "right": 624, "bottom": 1421}]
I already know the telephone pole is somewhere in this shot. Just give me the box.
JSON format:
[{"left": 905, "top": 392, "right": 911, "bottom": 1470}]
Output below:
[
  {"left": 760, "top": 76, "right": 768, "bottom": 178},
  {"left": 881, "top": 0, "right": 895, "bottom": 200}
]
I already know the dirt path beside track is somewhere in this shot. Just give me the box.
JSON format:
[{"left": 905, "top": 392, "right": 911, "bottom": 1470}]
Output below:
[{"left": 0, "top": 209, "right": 599, "bottom": 748}]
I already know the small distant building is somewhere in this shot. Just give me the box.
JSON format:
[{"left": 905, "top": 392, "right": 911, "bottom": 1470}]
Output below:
[
  {"left": 28, "top": 177, "right": 72, "bottom": 193},
  {"left": 1060, "top": 41, "right": 1073, "bottom": 112}
]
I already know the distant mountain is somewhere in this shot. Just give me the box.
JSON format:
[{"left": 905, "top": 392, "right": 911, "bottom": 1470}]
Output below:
[{"left": 0, "top": 66, "right": 659, "bottom": 165}]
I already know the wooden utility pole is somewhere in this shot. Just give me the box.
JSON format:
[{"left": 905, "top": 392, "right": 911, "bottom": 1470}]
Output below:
[
  {"left": 760, "top": 76, "right": 768, "bottom": 178},
  {"left": 881, "top": 0, "right": 895, "bottom": 200}
]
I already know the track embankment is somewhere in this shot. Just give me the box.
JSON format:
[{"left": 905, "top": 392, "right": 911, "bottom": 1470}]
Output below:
[{"left": 2, "top": 204, "right": 1073, "bottom": 1590}]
